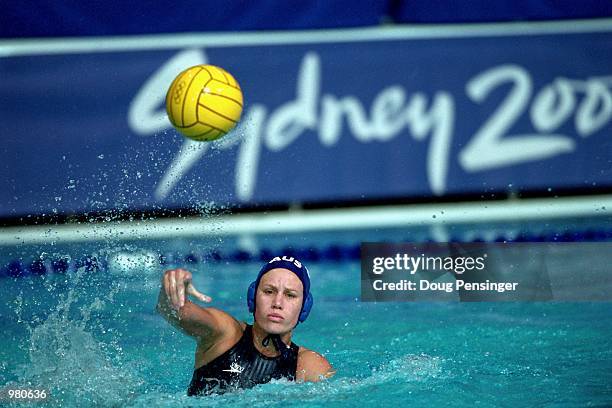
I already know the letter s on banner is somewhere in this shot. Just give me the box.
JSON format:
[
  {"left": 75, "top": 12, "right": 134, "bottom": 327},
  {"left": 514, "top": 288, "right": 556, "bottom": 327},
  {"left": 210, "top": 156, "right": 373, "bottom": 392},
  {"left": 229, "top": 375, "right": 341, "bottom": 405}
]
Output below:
[{"left": 128, "top": 49, "right": 208, "bottom": 136}]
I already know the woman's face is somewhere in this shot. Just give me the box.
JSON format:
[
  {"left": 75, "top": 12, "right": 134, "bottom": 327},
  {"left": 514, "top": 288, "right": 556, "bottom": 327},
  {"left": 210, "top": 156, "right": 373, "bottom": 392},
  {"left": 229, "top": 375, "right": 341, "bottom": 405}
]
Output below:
[{"left": 254, "top": 268, "right": 304, "bottom": 334}]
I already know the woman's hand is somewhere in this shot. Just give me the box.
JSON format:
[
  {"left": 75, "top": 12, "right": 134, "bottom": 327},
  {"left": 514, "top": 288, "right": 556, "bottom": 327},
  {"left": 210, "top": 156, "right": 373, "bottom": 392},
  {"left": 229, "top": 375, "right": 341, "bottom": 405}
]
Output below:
[{"left": 162, "top": 268, "right": 212, "bottom": 310}]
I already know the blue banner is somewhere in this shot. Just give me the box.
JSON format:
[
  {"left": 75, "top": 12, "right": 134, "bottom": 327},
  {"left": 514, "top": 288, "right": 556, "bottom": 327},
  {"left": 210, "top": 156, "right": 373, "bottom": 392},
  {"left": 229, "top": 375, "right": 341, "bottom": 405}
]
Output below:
[
  {"left": 1, "top": 21, "right": 612, "bottom": 218},
  {"left": 1, "top": 0, "right": 387, "bottom": 38}
]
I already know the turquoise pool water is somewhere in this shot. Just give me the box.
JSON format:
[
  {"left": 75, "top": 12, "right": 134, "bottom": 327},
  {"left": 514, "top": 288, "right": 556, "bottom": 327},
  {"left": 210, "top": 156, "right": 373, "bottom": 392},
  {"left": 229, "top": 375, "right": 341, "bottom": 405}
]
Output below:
[{"left": 2, "top": 235, "right": 611, "bottom": 407}]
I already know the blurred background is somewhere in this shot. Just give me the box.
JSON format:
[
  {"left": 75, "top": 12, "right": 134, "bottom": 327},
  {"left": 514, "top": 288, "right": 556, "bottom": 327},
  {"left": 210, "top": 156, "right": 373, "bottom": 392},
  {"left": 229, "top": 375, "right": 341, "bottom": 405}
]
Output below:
[
  {"left": 1, "top": 2, "right": 612, "bottom": 407},
  {"left": 1, "top": 0, "right": 611, "bottom": 223},
  {"left": 1, "top": 0, "right": 612, "bottom": 269}
]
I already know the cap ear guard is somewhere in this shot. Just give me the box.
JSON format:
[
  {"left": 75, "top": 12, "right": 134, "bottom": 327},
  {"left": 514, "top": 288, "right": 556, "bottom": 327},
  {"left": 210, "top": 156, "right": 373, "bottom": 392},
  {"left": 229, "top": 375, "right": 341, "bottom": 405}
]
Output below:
[
  {"left": 247, "top": 280, "right": 257, "bottom": 313},
  {"left": 247, "top": 281, "right": 313, "bottom": 323},
  {"left": 298, "top": 292, "right": 313, "bottom": 322}
]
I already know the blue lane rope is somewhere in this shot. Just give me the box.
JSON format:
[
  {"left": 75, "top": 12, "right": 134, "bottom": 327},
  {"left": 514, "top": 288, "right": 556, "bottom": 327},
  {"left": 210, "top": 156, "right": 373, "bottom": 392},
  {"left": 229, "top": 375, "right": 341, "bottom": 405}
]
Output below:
[{"left": 1, "top": 229, "right": 611, "bottom": 278}]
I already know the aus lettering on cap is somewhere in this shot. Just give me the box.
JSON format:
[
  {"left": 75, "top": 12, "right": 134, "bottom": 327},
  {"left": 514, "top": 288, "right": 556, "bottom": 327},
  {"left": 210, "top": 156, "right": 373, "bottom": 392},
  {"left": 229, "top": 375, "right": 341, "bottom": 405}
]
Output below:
[{"left": 269, "top": 256, "right": 302, "bottom": 269}]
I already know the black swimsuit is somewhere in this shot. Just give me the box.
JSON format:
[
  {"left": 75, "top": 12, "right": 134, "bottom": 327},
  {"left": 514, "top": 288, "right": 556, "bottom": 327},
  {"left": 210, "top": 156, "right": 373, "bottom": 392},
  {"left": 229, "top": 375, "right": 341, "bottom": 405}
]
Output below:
[{"left": 187, "top": 324, "right": 299, "bottom": 396}]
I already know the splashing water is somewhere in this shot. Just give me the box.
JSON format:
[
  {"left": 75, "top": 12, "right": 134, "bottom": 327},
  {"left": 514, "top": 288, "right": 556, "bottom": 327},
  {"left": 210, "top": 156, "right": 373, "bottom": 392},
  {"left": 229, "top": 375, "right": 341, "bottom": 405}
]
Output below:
[
  {"left": 6, "top": 267, "right": 144, "bottom": 407},
  {"left": 2, "top": 254, "right": 610, "bottom": 407},
  {"left": 124, "top": 353, "right": 444, "bottom": 408}
]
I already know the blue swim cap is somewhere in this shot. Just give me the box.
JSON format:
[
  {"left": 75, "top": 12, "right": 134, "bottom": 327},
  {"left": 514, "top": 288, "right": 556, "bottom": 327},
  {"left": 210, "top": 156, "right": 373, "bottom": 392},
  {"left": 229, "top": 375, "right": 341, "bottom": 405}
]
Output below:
[{"left": 247, "top": 256, "right": 313, "bottom": 323}]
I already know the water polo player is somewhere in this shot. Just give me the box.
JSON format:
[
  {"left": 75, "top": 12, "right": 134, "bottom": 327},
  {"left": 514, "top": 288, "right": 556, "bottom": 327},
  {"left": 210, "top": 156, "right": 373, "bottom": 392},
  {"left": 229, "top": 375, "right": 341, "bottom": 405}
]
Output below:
[{"left": 156, "top": 256, "right": 335, "bottom": 395}]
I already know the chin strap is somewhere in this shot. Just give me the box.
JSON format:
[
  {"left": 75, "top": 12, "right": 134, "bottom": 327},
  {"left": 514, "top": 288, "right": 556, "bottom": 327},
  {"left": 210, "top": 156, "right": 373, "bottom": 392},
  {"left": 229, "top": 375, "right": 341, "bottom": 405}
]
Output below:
[{"left": 262, "top": 334, "right": 292, "bottom": 360}]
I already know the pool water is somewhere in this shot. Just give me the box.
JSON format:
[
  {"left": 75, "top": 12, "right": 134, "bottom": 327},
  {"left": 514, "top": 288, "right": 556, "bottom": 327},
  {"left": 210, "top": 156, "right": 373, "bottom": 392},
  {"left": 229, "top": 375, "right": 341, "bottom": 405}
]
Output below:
[{"left": 2, "top": 245, "right": 611, "bottom": 407}]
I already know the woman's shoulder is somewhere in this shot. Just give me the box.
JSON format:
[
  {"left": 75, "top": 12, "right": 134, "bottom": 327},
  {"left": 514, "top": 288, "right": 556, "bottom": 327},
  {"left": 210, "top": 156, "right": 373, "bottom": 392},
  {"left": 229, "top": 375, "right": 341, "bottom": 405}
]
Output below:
[
  {"left": 194, "top": 317, "right": 246, "bottom": 368},
  {"left": 297, "top": 346, "right": 327, "bottom": 362},
  {"left": 296, "top": 346, "right": 335, "bottom": 382}
]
